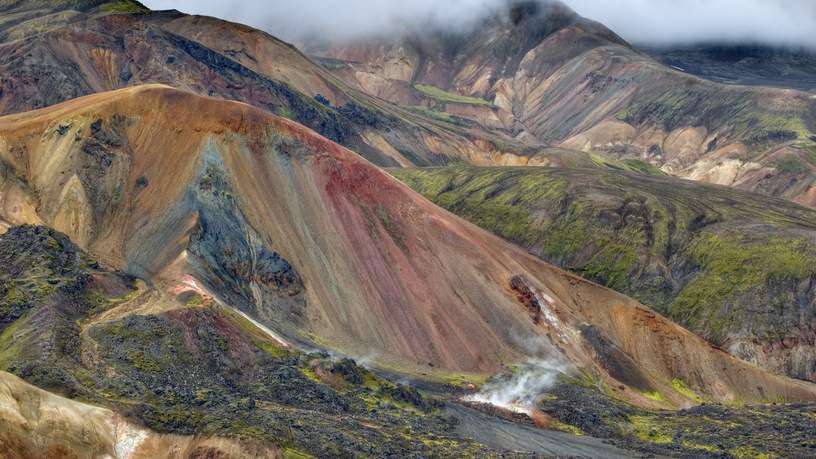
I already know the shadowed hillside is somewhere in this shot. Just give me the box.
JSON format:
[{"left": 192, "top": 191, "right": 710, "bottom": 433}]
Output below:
[{"left": 644, "top": 43, "right": 816, "bottom": 92}]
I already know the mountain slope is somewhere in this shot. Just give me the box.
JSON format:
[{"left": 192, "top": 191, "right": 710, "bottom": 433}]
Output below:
[
  {"left": 0, "top": 0, "right": 531, "bottom": 167},
  {"left": 393, "top": 166, "right": 816, "bottom": 382},
  {"left": 0, "top": 85, "right": 815, "bottom": 410},
  {"left": 0, "top": 224, "right": 545, "bottom": 458},
  {"left": 312, "top": 0, "right": 816, "bottom": 206}
]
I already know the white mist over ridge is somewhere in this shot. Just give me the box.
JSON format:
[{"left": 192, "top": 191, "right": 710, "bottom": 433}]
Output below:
[
  {"left": 143, "top": 0, "right": 501, "bottom": 42},
  {"left": 463, "top": 359, "right": 568, "bottom": 414},
  {"left": 142, "top": 0, "right": 816, "bottom": 50},
  {"left": 567, "top": 0, "right": 816, "bottom": 49}
]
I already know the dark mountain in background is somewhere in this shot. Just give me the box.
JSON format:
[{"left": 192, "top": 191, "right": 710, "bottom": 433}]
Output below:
[{"left": 644, "top": 43, "right": 816, "bottom": 93}]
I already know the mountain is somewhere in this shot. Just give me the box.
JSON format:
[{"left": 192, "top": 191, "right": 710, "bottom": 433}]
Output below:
[
  {"left": 2, "top": 84, "right": 814, "bottom": 406},
  {"left": 0, "top": 0, "right": 530, "bottom": 167},
  {"left": 310, "top": 0, "right": 816, "bottom": 207},
  {"left": 2, "top": 1, "right": 816, "bottom": 457},
  {"left": 1, "top": 85, "right": 815, "bottom": 458},
  {"left": 393, "top": 166, "right": 816, "bottom": 382}
]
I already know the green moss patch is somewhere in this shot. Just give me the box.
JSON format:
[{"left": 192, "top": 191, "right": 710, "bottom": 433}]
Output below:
[
  {"left": 670, "top": 232, "right": 816, "bottom": 343},
  {"left": 98, "top": 0, "right": 149, "bottom": 13},
  {"left": 671, "top": 379, "right": 704, "bottom": 403},
  {"left": 414, "top": 84, "right": 494, "bottom": 106}
]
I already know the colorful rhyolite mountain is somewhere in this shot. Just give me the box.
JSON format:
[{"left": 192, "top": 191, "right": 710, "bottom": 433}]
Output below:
[
  {"left": 312, "top": 0, "right": 816, "bottom": 206},
  {"left": 1, "top": 1, "right": 816, "bottom": 457},
  {"left": 1, "top": 85, "right": 814, "bottom": 409}
]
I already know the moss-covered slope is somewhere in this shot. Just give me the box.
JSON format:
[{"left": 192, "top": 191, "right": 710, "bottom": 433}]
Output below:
[{"left": 392, "top": 166, "right": 816, "bottom": 382}]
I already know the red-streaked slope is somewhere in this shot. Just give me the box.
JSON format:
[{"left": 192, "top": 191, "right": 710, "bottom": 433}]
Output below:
[{"left": 0, "top": 85, "right": 814, "bottom": 407}]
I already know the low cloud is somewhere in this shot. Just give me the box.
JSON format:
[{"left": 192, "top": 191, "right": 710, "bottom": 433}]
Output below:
[
  {"left": 141, "top": 0, "right": 816, "bottom": 49},
  {"left": 567, "top": 0, "right": 816, "bottom": 48},
  {"left": 143, "top": 0, "right": 501, "bottom": 42}
]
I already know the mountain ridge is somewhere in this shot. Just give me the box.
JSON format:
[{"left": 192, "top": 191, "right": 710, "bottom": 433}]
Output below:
[{"left": 0, "top": 0, "right": 535, "bottom": 167}]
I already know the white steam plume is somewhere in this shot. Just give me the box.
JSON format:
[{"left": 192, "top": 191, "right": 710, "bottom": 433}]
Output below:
[{"left": 463, "top": 358, "right": 568, "bottom": 414}]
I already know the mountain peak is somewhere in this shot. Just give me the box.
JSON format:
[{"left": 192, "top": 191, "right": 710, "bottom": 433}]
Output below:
[
  {"left": 508, "top": 0, "right": 545, "bottom": 25},
  {"left": 507, "top": 0, "right": 574, "bottom": 25}
]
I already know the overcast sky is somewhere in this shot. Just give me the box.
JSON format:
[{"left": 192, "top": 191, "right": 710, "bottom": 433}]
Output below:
[{"left": 142, "top": 0, "right": 816, "bottom": 49}]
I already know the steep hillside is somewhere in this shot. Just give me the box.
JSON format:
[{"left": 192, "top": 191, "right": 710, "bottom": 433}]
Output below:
[
  {"left": 312, "top": 0, "right": 816, "bottom": 206},
  {"left": 393, "top": 166, "right": 816, "bottom": 382},
  {"left": 0, "top": 220, "right": 812, "bottom": 459},
  {"left": 1, "top": 86, "right": 814, "bottom": 410},
  {"left": 0, "top": 0, "right": 530, "bottom": 167}
]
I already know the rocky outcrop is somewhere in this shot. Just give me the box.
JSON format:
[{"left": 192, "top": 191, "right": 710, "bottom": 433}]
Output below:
[
  {"left": 0, "top": 371, "right": 282, "bottom": 459},
  {"left": 538, "top": 383, "right": 816, "bottom": 458}
]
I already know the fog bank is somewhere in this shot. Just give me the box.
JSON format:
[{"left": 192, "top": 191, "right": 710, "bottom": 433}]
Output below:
[{"left": 141, "top": 0, "right": 816, "bottom": 49}]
